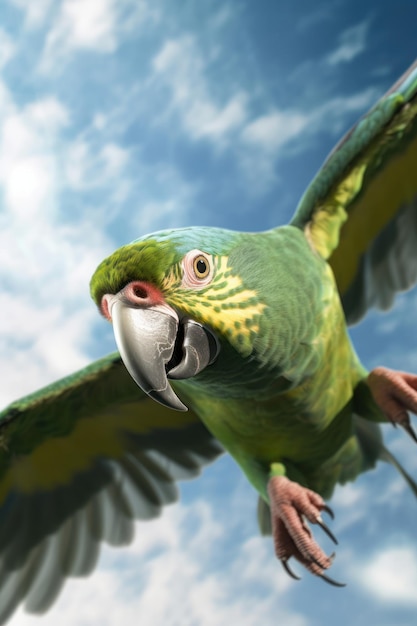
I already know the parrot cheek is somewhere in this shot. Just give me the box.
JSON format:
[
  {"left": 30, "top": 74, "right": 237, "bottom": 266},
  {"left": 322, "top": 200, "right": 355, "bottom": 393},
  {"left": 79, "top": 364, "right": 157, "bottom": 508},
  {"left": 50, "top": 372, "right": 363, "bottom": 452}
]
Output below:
[{"left": 104, "top": 291, "right": 220, "bottom": 412}]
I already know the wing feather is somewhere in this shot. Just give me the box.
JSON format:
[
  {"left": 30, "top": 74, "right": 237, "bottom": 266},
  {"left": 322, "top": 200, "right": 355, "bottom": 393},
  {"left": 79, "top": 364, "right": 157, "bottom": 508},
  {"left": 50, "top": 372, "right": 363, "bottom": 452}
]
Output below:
[
  {"left": 0, "top": 353, "right": 223, "bottom": 621},
  {"left": 290, "top": 59, "right": 417, "bottom": 323}
]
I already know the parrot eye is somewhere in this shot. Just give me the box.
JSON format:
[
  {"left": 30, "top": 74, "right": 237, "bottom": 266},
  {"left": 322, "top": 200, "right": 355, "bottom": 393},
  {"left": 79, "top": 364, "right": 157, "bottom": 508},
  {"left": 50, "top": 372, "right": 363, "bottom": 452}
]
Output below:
[
  {"left": 182, "top": 250, "right": 213, "bottom": 289},
  {"left": 194, "top": 255, "right": 209, "bottom": 279}
]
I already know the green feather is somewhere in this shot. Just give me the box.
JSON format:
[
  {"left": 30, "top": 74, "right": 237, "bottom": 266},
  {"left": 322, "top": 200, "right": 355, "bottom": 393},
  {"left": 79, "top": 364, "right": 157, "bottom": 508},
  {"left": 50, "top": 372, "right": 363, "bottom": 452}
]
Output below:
[{"left": 90, "top": 239, "right": 178, "bottom": 305}]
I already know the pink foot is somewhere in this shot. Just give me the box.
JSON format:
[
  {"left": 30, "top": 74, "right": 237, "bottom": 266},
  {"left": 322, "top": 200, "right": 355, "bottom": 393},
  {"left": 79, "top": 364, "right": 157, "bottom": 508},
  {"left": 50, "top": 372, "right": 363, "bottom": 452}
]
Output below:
[
  {"left": 368, "top": 367, "right": 417, "bottom": 443},
  {"left": 267, "top": 475, "right": 345, "bottom": 587}
]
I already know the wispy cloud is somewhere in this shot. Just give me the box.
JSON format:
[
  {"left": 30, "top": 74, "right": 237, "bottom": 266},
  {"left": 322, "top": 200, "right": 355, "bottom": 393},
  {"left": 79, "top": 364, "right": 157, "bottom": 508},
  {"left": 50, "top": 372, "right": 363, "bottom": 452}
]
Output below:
[
  {"left": 325, "top": 21, "right": 370, "bottom": 66},
  {"left": 152, "top": 36, "right": 248, "bottom": 144},
  {"left": 235, "top": 85, "right": 379, "bottom": 192},
  {"left": 65, "top": 139, "right": 129, "bottom": 191},
  {"left": 38, "top": 0, "right": 157, "bottom": 73},
  {"left": 0, "top": 97, "right": 68, "bottom": 219},
  {"left": 7, "top": 0, "right": 55, "bottom": 29},
  {"left": 241, "top": 110, "right": 309, "bottom": 154},
  {"left": 356, "top": 546, "right": 417, "bottom": 606},
  {"left": 0, "top": 82, "right": 115, "bottom": 405}
]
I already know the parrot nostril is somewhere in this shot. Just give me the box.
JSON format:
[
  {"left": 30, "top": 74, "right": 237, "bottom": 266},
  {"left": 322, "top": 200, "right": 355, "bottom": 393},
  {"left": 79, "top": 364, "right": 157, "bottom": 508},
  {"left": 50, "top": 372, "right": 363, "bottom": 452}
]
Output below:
[
  {"left": 124, "top": 281, "right": 164, "bottom": 307},
  {"left": 100, "top": 280, "right": 162, "bottom": 321},
  {"left": 133, "top": 285, "right": 148, "bottom": 299}
]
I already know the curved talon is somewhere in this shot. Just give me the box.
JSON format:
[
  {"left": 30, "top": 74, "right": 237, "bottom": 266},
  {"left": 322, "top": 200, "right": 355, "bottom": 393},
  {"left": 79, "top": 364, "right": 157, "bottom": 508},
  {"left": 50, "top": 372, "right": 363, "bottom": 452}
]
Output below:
[
  {"left": 309, "top": 552, "right": 345, "bottom": 586},
  {"left": 401, "top": 419, "right": 417, "bottom": 444},
  {"left": 322, "top": 504, "right": 334, "bottom": 520},
  {"left": 316, "top": 516, "right": 338, "bottom": 545},
  {"left": 281, "top": 558, "right": 301, "bottom": 581},
  {"left": 319, "top": 572, "right": 346, "bottom": 588},
  {"left": 308, "top": 552, "right": 331, "bottom": 570}
]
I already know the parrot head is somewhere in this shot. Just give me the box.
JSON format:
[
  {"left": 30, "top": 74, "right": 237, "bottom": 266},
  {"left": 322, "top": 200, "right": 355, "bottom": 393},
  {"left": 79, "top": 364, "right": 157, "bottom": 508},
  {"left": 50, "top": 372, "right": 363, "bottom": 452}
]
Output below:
[
  {"left": 90, "top": 225, "right": 317, "bottom": 411},
  {"left": 90, "top": 226, "right": 270, "bottom": 411}
]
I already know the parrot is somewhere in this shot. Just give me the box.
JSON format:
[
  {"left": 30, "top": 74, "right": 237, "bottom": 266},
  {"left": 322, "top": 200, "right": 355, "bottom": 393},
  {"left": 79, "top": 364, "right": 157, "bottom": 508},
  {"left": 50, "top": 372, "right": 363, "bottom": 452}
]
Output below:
[{"left": 0, "top": 58, "right": 417, "bottom": 621}]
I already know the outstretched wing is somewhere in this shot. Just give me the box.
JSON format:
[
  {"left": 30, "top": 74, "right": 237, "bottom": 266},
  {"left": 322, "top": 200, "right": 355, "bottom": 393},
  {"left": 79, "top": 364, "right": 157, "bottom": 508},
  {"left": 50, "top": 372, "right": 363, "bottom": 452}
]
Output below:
[
  {"left": 290, "top": 59, "right": 417, "bottom": 324},
  {"left": 0, "top": 353, "right": 223, "bottom": 623}
]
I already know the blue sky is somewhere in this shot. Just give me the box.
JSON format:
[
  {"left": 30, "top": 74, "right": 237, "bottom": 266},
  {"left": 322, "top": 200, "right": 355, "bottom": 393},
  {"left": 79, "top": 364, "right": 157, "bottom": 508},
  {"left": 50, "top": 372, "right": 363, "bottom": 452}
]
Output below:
[{"left": 1, "top": 0, "right": 417, "bottom": 624}]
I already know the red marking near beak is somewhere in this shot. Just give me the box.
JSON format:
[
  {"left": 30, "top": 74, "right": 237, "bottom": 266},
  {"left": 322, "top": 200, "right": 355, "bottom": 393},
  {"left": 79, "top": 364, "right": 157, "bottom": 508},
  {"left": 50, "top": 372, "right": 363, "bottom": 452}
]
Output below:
[{"left": 100, "top": 281, "right": 165, "bottom": 321}]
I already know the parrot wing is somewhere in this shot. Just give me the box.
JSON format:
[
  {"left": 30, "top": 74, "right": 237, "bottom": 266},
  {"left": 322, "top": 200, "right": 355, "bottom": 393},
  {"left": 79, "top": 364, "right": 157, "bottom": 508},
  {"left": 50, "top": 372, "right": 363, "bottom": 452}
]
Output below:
[
  {"left": 0, "top": 353, "right": 223, "bottom": 622},
  {"left": 290, "top": 59, "right": 417, "bottom": 324}
]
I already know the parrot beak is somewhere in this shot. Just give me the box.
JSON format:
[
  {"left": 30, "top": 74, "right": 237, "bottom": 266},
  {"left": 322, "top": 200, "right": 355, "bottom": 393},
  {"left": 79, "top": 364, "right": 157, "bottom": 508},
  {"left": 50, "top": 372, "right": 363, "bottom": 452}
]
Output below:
[{"left": 103, "top": 289, "right": 219, "bottom": 412}]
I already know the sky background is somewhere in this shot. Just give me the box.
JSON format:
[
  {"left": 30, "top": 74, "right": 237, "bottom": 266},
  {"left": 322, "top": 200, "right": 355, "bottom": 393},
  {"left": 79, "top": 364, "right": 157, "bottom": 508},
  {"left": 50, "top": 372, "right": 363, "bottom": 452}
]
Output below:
[{"left": 1, "top": 0, "right": 417, "bottom": 624}]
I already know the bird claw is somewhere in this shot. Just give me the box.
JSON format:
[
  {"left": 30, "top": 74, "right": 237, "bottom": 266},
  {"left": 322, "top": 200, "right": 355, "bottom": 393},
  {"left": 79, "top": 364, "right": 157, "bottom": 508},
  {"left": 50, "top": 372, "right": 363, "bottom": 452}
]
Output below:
[
  {"left": 319, "top": 572, "right": 346, "bottom": 588},
  {"left": 368, "top": 367, "right": 417, "bottom": 445},
  {"left": 281, "top": 558, "right": 301, "bottom": 581},
  {"left": 281, "top": 552, "right": 346, "bottom": 587},
  {"left": 316, "top": 515, "right": 338, "bottom": 545},
  {"left": 322, "top": 504, "right": 335, "bottom": 519},
  {"left": 308, "top": 552, "right": 345, "bottom": 586},
  {"left": 268, "top": 475, "right": 343, "bottom": 585},
  {"left": 307, "top": 551, "right": 335, "bottom": 570}
]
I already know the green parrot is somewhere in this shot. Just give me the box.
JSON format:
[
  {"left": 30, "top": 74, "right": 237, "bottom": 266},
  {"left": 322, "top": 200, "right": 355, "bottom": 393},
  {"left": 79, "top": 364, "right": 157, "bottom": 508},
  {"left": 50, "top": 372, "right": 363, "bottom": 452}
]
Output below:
[{"left": 1, "top": 58, "right": 417, "bottom": 619}]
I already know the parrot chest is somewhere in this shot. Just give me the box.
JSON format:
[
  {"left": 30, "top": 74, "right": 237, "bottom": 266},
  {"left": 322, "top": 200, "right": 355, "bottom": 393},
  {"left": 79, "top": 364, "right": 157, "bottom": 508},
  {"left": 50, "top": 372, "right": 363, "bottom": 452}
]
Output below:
[{"left": 184, "top": 267, "right": 366, "bottom": 468}]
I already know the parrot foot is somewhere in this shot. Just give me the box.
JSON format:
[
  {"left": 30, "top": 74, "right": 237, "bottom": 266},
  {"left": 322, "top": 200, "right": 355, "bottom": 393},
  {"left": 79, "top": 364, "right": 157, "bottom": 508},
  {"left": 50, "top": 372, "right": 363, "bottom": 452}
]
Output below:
[
  {"left": 368, "top": 367, "right": 417, "bottom": 443},
  {"left": 267, "top": 475, "right": 345, "bottom": 587}
]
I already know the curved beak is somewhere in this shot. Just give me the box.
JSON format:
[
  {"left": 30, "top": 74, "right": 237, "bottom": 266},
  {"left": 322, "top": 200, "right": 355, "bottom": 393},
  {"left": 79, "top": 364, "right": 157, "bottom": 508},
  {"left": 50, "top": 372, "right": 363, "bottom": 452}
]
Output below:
[{"left": 109, "top": 299, "right": 219, "bottom": 411}]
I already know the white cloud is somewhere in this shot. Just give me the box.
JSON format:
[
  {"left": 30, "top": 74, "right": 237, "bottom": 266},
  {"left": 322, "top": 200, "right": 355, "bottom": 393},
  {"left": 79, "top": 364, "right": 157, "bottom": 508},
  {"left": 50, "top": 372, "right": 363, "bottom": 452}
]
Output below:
[
  {"left": 235, "top": 84, "right": 379, "bottom": 193},
  {"left": 220, "top": 78, "right": 368, "bottom": 194},
  {"left": 0, "top": 215, "right": 109, "bottom": 406},
  {"left": 0, "top": 96, "right": 69, "bottom": 219},
  {"left": 0, "top": 85, "right": 114, "bottom": 407},
  {"left": 7, "top": 0, "right": 55, "bottom": 29},
  {"left": 46, "top": 0, "right": 119, "bottom": 55},
  {"left": 237, "top": 109, "right": 309, "bottom": 192},
  {"left": 241, "top": 110, "right": 308, "bottom": 153},
  {"left": 65, "top": 139, "right": 129, "bottom": 190},
  {"left": 39, "top": 0, "right": 157, "bottom": 73},
  {"left": 5, "top": 155, "right": 56, "bottom": 218},
  {"left": 152, "top": 36, "right": 248, "bottom": 144},
  {"left": 325, "top": 21, "right": 369, "bottom": 66},
  {"left": 101, "top": 143, "right": 129, "bottom": 175},
  {"left": 357, "top": 546, "right": 417, "bottom": 605},
  {"left": 186, "top": 93, "right": 247, "bottom": 140},
  {"left": 25, "top": 97, "right": 69, "bottom": 131},
  {"left": 332, "top": 482, "right": 365, "bottom": 508}
]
